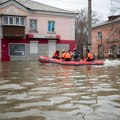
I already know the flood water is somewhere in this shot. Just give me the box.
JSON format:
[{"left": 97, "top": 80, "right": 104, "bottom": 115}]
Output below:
[{"left": 0, "top": 60, "right": 120, "bottom": 120}]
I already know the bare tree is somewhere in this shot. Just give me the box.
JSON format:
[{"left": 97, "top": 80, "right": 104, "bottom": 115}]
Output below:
[
  {"left": 75, "top": 9, "right": 101, "bottom": 58},
  {"left": 110, "top": 0, "right": 120, "bottom": 15},
  {"left": 75, "top": 9, "right": 87, "bottom": 58}
]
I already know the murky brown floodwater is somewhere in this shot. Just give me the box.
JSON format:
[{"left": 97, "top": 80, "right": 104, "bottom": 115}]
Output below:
[{"left": 0, "top": 60, "right": 120, "bottom": 120}]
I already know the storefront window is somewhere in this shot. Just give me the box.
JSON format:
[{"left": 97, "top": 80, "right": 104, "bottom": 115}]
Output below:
[{"left": 10, "top": 44, "right": 25, "bottom": 56}]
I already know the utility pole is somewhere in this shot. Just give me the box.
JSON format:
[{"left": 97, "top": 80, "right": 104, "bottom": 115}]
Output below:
[{"left": 88, "top": 0, "right": 92, "bottom": 50}]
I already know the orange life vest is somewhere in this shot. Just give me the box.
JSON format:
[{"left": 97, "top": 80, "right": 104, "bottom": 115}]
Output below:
[
  {"left": 62, "top": 52, "right": 66, "bottom": 58},
  {"left": 64, "top": 53, "right": 71, "bottom": 59},
  {"left": 53, "top": 52, "right": 59, "bottom": 57},
  {"left": 88, "top": 52, "right": 93, "bottom": 59}
]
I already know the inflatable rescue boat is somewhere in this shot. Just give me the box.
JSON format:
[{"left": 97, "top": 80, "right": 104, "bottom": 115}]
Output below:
[{"left": 39, "top": 56, "right": 104, "bottom": 66}]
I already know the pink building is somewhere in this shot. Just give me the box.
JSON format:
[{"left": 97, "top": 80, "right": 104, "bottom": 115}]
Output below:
[
  {"left": 92, "top": 15, "right": 120, "bottom": 58},
  {"left": 0, "top": 0, "right": 77, "bottom": 61}
]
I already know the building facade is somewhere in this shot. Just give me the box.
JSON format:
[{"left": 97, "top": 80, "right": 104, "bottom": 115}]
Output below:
[
  {"left": 92, "top": 15, "right": 120, "bottom": 58},
  {"left": 0, "top": 0, "right": 77, "bottom": 61}
]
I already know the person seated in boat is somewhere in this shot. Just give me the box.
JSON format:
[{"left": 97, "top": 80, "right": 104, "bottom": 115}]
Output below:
[
  {"left": 52, "top": 50, "right": 60, "bottom": 59},
  {"left": 73, "top": 48, "right": 80, "bottom": 61},
  {"left": 68, "top": 50, "right": 73, "bottom": 60},
  {"left": 64, "top": 51, "right": 71, "bottom": 61},
  {"left": 86, "top": 49, "right": 93, "bottom": 62},
  {"left": 61, "top": 50, "right": 66, "bottom": 60}
]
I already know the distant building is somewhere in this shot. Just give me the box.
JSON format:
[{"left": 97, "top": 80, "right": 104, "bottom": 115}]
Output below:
[
  {"left": 0, "top": 0, "right": 77, "bottom": 61},
  {"left": 92, "top": 15, "right": 120, "bottom": 58}
]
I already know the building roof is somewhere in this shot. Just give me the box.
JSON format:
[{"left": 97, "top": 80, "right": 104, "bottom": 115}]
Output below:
[
  {"left": 0, "top": 0, "right": 77, "bottom": 15},
  {"left": 92, "top": 15, "right": 120, "bottom": 29}
]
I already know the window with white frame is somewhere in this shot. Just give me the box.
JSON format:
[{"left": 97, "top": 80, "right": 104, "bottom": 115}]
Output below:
[
  {"left": 9, "top": 16, "right": 14, "bottom": 25},
  {"left": 21, "top": 17, "right": 25, "bottom": 26},
  {"left": 3, "top": 16, "right": 9, "bottom": 24},
  {"left": 97, "top": 32, "right": 102, "bottom": 40},
  {"left": 2, "top": 15, "right": 25, "bottom": 26},
  {"left": 15, "top": 17, "right": 20, "bottom": 25},
  {"left": 109, "top": 49, "right": 112, "bottom": 54},
  {"left": 30, "top": 19, "right": 37, "bottom": 31},
  {"left": 48, "top": 21, "right": 55, "bottom": 32},
  {"left": 109, "top": 46, "right": 113, "bottom": 54}
]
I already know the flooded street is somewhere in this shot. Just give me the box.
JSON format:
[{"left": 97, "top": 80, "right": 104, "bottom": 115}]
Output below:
[{"left": 0, "top": 60, "right": 120, "bottom": 120}]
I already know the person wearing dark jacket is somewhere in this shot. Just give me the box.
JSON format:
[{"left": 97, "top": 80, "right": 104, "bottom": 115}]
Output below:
[{"left": 73, "top": 49, "right": 80, "bottom": 61}]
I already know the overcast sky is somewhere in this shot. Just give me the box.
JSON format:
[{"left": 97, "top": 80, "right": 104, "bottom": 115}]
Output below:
[{"left": 32, "top": 0, "right": 111, "bottom": 21}]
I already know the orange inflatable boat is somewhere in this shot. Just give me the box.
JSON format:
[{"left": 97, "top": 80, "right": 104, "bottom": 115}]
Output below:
[{"left": 39, "top": 56, "right": 104, "bottom": 66}]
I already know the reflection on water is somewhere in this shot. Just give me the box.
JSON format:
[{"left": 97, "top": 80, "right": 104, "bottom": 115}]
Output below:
[{"left": 0, "top": 60, "right": 120, "bottom": 120}]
